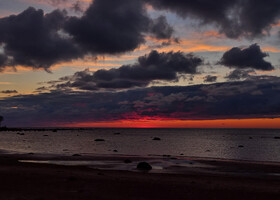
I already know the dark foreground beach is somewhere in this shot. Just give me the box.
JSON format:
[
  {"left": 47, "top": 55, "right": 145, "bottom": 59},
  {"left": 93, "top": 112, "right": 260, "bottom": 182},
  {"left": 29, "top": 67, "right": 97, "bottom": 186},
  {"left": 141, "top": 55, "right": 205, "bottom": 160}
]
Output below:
[{"left": 0, "top": 153, "right": 279, "bottom": 200}]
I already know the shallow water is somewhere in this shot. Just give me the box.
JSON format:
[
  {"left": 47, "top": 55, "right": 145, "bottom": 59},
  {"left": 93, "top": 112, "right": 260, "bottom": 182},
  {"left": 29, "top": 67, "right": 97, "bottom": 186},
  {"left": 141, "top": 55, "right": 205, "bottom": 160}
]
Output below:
[{"left": 1, "top": 128, "right": 280, "bottom": 162}]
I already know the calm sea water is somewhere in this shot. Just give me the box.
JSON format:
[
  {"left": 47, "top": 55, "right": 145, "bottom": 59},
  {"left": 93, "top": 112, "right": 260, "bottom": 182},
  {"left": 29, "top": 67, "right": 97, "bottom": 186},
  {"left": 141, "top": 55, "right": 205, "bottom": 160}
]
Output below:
[{"left": 1, "top": 128, "right": 280, "bottom": 162}]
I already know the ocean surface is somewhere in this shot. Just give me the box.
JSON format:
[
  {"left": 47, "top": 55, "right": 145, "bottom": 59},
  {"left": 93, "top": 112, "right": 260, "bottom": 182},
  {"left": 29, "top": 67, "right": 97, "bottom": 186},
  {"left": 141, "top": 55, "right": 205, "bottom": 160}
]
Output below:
[{"left": 1, "top": 128, "right": 280, "bottom": 162}]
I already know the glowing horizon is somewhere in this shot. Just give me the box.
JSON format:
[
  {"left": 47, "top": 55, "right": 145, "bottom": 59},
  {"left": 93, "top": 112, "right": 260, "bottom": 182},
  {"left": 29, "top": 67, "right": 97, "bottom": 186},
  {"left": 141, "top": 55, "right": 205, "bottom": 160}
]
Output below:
[{"left": 61, "top": 118, "right": 280, "bottom": 129}]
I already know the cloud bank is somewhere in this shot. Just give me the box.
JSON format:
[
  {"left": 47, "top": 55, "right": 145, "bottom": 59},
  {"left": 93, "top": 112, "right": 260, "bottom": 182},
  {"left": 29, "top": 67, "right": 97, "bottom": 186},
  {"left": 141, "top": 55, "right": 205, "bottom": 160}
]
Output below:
[{"left": 1, "top": 77, "right": 280, "bottom": 126}]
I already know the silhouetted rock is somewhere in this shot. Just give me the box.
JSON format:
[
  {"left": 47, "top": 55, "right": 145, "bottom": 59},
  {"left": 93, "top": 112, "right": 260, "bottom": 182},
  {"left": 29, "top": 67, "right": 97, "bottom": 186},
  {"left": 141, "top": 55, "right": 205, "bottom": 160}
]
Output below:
[
  {"left": 0, "top": 116, "right": 3, "bottom": 127},
  {"left": 137, "top": 162, "right": 152, "bottom": 171},
  {"left": 94, "top": 139, "right": 105, "bottom": 142},
  {"left": 52, "top": 129, "right": 57, "bottom": 132},
  {"left": 249, "top": 137, "right": 253, "bottom": 139},
  {"left": 67, "top": 176, "right": 77, "bottom": 181},
  {"left": 274, "top": 137, "right": 280, "bottom": 139},
  {"left": 17, "top": 132, "right": 24, "bottom": 136},
  {"left": 72, "top": 154, "right": 81, "bottom": 156},
  {"left": 114, "top": 132, "right": 121, "bottom": 135},
  {"left": 238, "top": 145, "right": 244, "bottom": 148},
  {"left": 152, "top": 137, "right": 161, "bottom": 141},
  {"left": 43, "top": 135, "right": 48, "bottom": 137},
  {"left": 124, "top": 159, "right": 132, "bottom": 163},
  {"left": 113, "top": 150, "right": 118, "bottom": 152}
]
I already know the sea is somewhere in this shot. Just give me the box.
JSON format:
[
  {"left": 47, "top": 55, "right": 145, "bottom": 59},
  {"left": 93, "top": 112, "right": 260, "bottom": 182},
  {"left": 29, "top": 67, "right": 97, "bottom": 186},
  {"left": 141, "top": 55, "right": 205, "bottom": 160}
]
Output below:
[{"left": 1, "top": 128, "right": 280, "bottom": 162}]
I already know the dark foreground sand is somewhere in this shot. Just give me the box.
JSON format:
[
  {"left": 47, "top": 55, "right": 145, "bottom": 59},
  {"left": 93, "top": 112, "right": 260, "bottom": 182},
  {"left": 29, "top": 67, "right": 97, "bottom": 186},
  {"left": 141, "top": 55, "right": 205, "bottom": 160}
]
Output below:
[{"left": 0, "top": 154, "right": 279, "bottom": 200}]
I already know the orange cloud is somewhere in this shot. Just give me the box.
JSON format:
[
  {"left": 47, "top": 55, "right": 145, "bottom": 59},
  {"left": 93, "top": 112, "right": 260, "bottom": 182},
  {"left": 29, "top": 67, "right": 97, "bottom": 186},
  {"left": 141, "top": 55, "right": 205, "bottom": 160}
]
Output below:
[
  {"left": 0, "top": 82, "right": 12, "bottom": 85},
  {"left": 262, "top": 46, "right": 280, "bottom": 53},
  {"left": 157, "top": 41, "right": 230, "bottom": 52},
  {"left": 271, "top": 21, "right": 280, "bottom": 27},
  {"left": 143, "top": 36, "right": 231, "bottom": 53},
  {"left": 201, "top": 30, "right": 224, "bottom": 38}
]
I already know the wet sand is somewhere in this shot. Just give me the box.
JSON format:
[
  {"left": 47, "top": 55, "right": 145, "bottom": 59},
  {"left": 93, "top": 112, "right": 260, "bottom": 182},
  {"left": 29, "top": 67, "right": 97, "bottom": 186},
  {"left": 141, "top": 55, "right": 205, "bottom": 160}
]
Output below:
[{"left": 0, "top": 153, "right": 279, "bottom": 200}]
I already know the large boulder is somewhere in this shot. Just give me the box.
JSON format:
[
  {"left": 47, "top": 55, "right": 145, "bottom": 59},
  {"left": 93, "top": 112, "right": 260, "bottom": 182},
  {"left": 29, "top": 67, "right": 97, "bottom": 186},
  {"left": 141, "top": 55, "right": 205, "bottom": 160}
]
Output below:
[{"left": 137, "top": 162, "right": 152, "bottom": 171}]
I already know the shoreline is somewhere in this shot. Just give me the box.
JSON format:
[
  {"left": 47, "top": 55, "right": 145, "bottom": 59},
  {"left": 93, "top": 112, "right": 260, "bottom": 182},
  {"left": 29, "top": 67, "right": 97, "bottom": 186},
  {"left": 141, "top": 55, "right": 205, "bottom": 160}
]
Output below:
[
  {"left": 0, "top": 152, "right": 279, "bottom": 199},
  {"left": 2, "top": 151, "right": 280, "bottom": 175}
]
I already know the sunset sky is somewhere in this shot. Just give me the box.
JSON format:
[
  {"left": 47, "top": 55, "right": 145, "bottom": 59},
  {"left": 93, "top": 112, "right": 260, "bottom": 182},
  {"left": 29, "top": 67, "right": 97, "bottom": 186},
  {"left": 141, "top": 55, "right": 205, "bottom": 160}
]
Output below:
[{"left": 0, "top": 0, "right": 280, "bottom": 128}]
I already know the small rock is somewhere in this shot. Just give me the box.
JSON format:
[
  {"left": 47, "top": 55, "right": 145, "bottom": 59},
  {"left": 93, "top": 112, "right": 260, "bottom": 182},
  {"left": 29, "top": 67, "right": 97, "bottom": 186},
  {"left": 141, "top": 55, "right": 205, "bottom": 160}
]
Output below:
[
  {"left": 94, "top": 139, "right": 105, "bottom": 142},
  {"left": 43, "top": 135, "right": 48, "bottom": 137},
  {"left": 137, "top": 162, "right": 152, "bottom": 171},
  {"left": 249, "top": 137, "right": 253, "bottom": 139},
  {"left": 274, "top": 137, "right": 280, "bottom": 139},
  {"left": 67, "top": 176, "right": 77, "bottom": 181},
  {"left": 124, "top": 159, "right": 132, "bottom": 163},
  {"left": 72, "top": 154, "right": 81, "bottom": 157},
  {"left": 152, "top": 137, "right": 161, "bottom": 141},
  {"left": 113, "top": 150, "right": 118, "bottom": 152},
  {"left": 114, "top": 132, "right": 121, "bottom": 135},
  {"left": 206, "top": 150, "right": 211, "bottom": 152},
  {"left": 238, "top": 145, "right": 244, "bottom": 148}
]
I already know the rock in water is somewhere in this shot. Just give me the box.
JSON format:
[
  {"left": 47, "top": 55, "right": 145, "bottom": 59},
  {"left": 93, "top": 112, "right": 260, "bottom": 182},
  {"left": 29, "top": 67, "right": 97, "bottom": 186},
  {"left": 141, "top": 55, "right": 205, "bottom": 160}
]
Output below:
[
  {"left": 95, "top": 139, "right": 105, "bottom": 142},
  {"left": 137, "top": 162, "right": 152, "bottom": 171},
  {"left": 124, "top": 159, "right": 132, "bottom": 163},
  {"left": 152, "top": 137, "right": 161, "bottom": 141}
]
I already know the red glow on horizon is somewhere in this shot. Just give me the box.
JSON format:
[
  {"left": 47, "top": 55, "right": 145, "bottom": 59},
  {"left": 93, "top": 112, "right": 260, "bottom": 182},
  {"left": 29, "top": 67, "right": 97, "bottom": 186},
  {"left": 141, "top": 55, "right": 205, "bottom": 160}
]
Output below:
[{"left": 62, "top": 118, "right": 280, "bottom": 128}]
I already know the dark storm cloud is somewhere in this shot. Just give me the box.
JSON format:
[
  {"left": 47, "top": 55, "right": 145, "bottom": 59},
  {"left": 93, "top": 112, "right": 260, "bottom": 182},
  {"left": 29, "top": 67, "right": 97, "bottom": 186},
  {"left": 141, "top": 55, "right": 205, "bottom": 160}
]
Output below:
[
  {"left": 145, "top": 0, "right": 280, "bottom": 38},
  {"left": 64, "top": 0, "right": 148, "bottom": 54},
  {"left": 204, "top": 75, "right": 217, "bottom": 83},
  {"left": 50, "top": 50, "right": 203, "bottom": 90},
  {"left": 225, "top": 69, "right": 255, "bottom": 80},
  {"left": 219, "top": 44, "right": 274, "bottom": 71},
  {"left": 2, "top": 77, "right": 280, "bottom": 126},
  {"left": 149, "top": 16, "right": 174, "bottom": 40},
  {"left": 0, "top": 7, "right": 82, "bottom": 70},
  {"left": 0, "top": 0, "right": 175, "bottom": 71},
  {"left": 64, "top": 0, "right": 175, "bottom": 54},
  {"left": 0, "top": 90, "right": 18, "bottom": 94}
]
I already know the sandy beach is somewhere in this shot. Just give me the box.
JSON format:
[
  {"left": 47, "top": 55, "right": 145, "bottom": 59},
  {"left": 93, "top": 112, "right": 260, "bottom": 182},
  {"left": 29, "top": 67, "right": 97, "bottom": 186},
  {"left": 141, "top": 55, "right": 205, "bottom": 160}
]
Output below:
[{"left": 0, "top": 153, "right": 279, "bottom": 200}]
